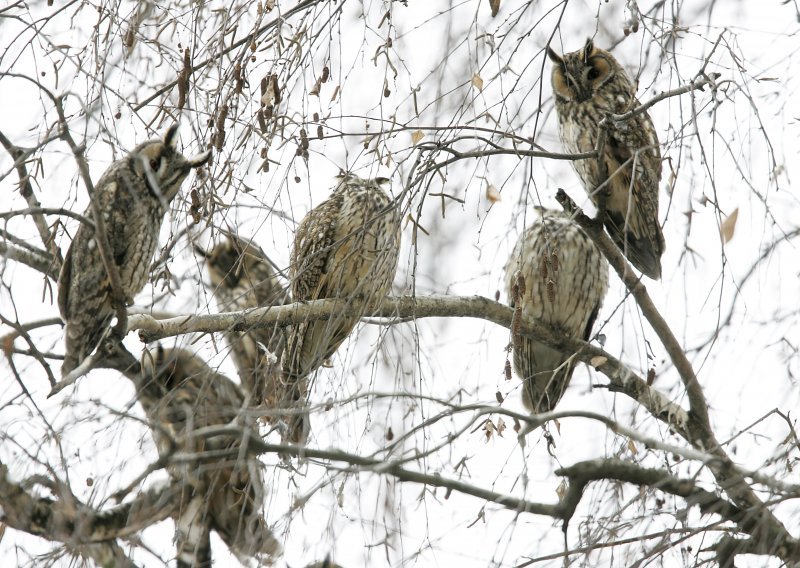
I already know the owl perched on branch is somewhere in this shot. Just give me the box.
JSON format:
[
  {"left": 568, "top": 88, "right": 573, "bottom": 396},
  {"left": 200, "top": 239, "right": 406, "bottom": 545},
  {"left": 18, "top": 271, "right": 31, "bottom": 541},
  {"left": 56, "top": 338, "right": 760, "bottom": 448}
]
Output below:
[
  {"left": 505, "top": 210, "right": 608, "bottom": 413},
  {"left": 548, "top": 38, "right": 665, "bottom": 280},
  {"left": 136, "top": 346, "right": 281, "bottom": 567},
  {"left": 203, "top": 235, "right": 307, "bottom": 443},
  {"left": 282, "top": 173, "right": 401, "bottom": 389},
  {"left": 58, "top": 125, "right": 211, "bottom": 376}
]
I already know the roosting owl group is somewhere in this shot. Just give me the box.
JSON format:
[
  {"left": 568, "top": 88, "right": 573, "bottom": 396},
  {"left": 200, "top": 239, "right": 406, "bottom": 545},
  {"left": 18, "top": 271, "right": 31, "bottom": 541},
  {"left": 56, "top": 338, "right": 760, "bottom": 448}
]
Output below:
[{"left": 51, "top": 33, "right": 668, "bottom": 567}]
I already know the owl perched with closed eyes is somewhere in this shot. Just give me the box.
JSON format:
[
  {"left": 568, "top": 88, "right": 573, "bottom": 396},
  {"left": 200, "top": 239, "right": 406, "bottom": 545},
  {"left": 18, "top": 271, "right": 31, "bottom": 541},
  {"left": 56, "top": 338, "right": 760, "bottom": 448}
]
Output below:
[
  {"left": 282, "top": 173, "right": 401, "bottom": 391},
  {"left": 58, "top": 125, "right": 211, "bottom": 376},
  {"left": 203, "top": 235, "right": 307, "bottom": 444},
  {"left": 548, "top": 38, "right": 665, "bottom": 280},
  {"left": 505, "top": 209, "right": 608, "bottom": 413},
  {"left": 136, "top": 346, "right": 281, "bottom": 567}
]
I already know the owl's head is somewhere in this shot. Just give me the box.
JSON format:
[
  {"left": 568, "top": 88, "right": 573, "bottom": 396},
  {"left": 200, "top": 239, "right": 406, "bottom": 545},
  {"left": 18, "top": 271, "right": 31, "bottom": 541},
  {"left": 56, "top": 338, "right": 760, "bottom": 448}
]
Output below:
[
  {"left": 131, "top": 124, "right": 212, "bottom": 201},
  {"left": 334, "top": 172, "right": 391, "bottom": 192},
  {"left": 205, "top": 234, "right": 270, "bottom": 289},
  {"left": 547, "top": 38, "right": 624, "bottom": 103}
]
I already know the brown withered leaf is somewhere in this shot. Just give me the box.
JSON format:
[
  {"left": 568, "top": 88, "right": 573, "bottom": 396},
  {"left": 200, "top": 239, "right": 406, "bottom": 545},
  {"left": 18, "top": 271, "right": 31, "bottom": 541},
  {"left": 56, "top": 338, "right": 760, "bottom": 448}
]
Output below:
[
  {"left": 556, "top": 479, "right": 568, "bottom": 501},
  {"left": 410, "top": 129, "right": 424, "bottom": 145},
  {"left": 486, "top": 184, "right": 501, "bottom": 203},
  {"left": 720, "top": 207, "right": 739, "bottom": 244},
  {"left": 627, "top": 438, "right": 638, "bottom": 455},
  {"left": 483, "top": 420, "right": 495, "bottom": 441},
  {"left": 471, "top": 73, "right": 484, "bottom": 91},
  {"left": 488, "top": 0, "right": 501, "bottom": 17}
]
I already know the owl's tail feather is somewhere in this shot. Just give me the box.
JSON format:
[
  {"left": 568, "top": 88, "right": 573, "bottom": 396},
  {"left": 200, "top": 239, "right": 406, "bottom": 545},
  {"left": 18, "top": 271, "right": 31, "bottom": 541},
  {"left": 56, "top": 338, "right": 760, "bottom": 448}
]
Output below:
[
  {"left": 514, "top": 339, "right": 577, "bottom": 414},
  {"left": 216, "top": 511, "right": 282, "bottom": 566},
  {"left": 175, "top": 494, "right": 212, "bottom": 568},
  {"left": 604, "top": 214, "right": 664, "bottom": 280}
]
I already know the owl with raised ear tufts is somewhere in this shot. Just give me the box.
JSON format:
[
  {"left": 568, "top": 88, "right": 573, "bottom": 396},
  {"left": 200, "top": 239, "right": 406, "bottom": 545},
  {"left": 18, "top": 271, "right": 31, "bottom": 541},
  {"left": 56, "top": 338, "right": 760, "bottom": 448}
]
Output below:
[
  {"left": 548, "top": 38, "right": 665, "bottom": 280},
  {"left": 505, "top": 209, "right": 608, "bottom": 413},
  {"left": 58, "top": 125, "right": 211, "bottom": 376},
  {"left": 203, "top": 234, "right": 308, "bottom": 444},
  {"left": 282, "top": 173, "right": 401, "bottom": 400}
]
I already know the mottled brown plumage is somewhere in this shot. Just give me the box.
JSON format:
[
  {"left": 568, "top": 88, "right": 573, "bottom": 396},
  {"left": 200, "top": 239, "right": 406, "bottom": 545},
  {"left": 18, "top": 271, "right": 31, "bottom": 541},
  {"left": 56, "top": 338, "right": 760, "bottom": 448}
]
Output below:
[
  {"left": 136, "top": 347, "right": 281, "bottom": 567},
  {"left": 505, "top": 210, "right": 608, "bottom": 413},
  {"left": 548, "top": 39, "right": 665, "bottom": 279},
  {"left": 58, "top": 125, "right": 211, "bottom": 375},
  {"left": 204, "top": 235, "right": 307, "bottom": 443},
  {"left": 282, "top": 174, "right": 401, "bottom": 384}
]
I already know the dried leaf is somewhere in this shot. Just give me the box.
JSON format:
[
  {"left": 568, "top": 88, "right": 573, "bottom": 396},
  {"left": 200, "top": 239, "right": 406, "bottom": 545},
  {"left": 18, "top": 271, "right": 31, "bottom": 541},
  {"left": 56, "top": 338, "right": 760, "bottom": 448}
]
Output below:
[
  {"left": 720, "top": 207, "right": 739, "bottom": 244},
  {"left": 471, "top": 73, "right": 484, "bottom": 91},
  {"left": 386, "top": 427, "right": 394, "bottom": 441},
  {"left": 495, "top": 390, "right": 504, "bottom": 403},
  {"left": 483, "top": 420, "right": 495, "bottom": 441},
  {"left": 554, "top": 418, "right": 561, "bottom": 435},
  {"left": 556, "top": 479, "right": 568, "bottom": 501},
  {"left": 496, "top": 418, "right": 506, "bottom": 436},
  {"left": 627, "top": 438, "right": 638, "bottom": 455},
  {"left": 590, "top": 355, "right": 607, "bottom": 369},
  {"left": 488, "top": 0, "right": 501, "bottom": 17},
  {"left": 486, "top": 184, "right": 501, "bottom": 203},
  {"left": 410, "top": 129, "right": 424, "bottom": 145}
]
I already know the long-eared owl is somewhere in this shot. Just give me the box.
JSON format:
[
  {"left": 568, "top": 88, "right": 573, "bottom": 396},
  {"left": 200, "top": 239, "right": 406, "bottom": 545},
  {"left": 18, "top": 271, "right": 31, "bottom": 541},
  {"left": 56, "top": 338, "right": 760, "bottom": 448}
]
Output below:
[
  {"left": 203, "top": 235, "right": 307, "bottom": 444},
  {"left": 58, "top": 125, "right": 211, "bottom": 375},
  {"left": 282, "top": 173, "right": 402, "bottom": 385},
  {"left": 548, "top": 38, "right": 665, "bottom": 279},
  {"left": 136, "top": 346, "right": 281, "bottom": 567},
  {"left": 505, "top": 209, "right": 608, "bottom": 413}
]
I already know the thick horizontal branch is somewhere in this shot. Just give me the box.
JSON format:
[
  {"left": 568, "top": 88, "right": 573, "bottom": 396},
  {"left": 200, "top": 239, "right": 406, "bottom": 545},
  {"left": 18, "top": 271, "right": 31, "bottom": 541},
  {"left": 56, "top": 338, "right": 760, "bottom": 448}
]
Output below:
[
  {"left": 557, "top": 459, "right": 800, "bottom": 563},
  {"left": 0, "top": 463, "right": 180, "bottom": 561},
  {"left": 556, "top": 458, "right": 743, "bottom": 525},
  {"left": 127, "top": 294, "right": 691, "bottom": 439}
]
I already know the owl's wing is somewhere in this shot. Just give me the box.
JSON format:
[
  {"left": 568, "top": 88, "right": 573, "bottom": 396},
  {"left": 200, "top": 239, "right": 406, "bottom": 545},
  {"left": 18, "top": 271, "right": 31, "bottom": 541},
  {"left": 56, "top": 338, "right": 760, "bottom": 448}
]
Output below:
[
  {"left": 57, "top": 240, "right": 74, "bottom": 320},
  {"left": 284, "top": 193, "right": 359, "bottom": 381},
  {"left": 291, "top": 195, "right": 343, "bottom": 301},
  {"left": 602, "top": 127, "right": 664, "bottom": 279}
]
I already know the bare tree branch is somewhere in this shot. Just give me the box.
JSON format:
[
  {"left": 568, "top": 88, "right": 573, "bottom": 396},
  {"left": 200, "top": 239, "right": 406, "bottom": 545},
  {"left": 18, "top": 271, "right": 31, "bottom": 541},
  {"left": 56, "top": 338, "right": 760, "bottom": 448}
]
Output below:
[{"left": 0, "top": 462, "right": 180, "bottom": 565}]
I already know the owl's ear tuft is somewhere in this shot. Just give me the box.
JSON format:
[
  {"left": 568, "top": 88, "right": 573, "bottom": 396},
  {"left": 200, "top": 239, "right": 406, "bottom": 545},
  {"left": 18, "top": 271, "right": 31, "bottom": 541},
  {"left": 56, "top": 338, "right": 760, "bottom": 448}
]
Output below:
[
  {"left": 546, "top": 46, "right": 563, "bottom": 66},
  {"left": 187, "top": 149, "right": 212, "bottom": 168},
  {"left": 582, "top": 38, "right": 595, "bottom": 64},
  {"left": 163, "top": 124, "right": 180, "bottom": 150}
]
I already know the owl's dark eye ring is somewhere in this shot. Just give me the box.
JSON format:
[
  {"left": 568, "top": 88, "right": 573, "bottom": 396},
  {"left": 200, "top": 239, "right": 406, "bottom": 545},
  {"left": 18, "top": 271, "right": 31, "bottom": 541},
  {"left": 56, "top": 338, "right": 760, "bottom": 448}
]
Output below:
[
  {"left": 149, "top": 158, "right": 160, "bottom": 171},
  {"left": 587, "top": 67, "right": 600, "bottom": 81}
]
